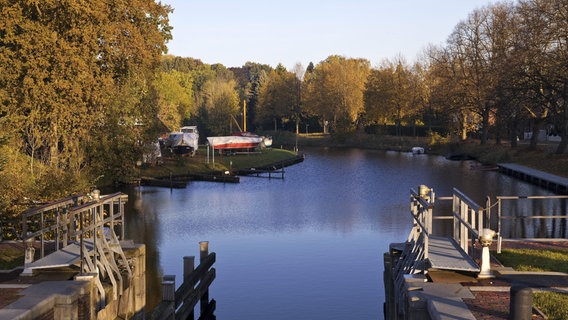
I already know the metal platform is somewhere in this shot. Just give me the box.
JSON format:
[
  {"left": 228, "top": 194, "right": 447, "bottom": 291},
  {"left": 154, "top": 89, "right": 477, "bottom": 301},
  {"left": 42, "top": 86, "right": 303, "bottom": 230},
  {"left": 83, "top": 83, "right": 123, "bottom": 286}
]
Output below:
[
  {"left": 23, "top": 241, "right": 94, "bottom": 272},
  {"left": 427, "top": 236, "right": 480, "bottom": 272}
]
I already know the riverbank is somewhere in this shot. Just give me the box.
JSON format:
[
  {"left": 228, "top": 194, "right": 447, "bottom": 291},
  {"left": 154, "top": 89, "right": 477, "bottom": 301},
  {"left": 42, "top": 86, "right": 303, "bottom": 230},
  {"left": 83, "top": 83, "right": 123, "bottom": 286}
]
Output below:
[
  {"left": 271, "top": 131, "right": 568, "bottom": 179},
  {"left": 138, "top": 131, "right": 567, "bottom": 181},
  {"left": 138, "top": 147, "right": 301, "bottom": 180}
]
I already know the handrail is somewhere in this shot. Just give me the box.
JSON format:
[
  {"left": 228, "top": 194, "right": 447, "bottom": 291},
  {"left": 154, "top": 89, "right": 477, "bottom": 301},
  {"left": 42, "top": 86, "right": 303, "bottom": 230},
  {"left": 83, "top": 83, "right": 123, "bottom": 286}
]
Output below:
[
  {"left": 453, "top": 188, "right": 483, "bottom": 212},
  {"left": 408, "top": 186, "right": 487, "bottom": 270},
  {"left": 494, "top": 194, "right": 568, "bottom": 253},
  {"left": 20, "top": 192, "right": 127, "bottom": 259}
]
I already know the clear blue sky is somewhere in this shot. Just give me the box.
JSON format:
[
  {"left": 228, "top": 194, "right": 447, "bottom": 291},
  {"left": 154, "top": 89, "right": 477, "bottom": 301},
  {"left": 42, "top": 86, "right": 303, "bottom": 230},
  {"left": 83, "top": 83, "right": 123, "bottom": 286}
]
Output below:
[{"left": 161, "top": 0, "right": 501, "bottom": 69}]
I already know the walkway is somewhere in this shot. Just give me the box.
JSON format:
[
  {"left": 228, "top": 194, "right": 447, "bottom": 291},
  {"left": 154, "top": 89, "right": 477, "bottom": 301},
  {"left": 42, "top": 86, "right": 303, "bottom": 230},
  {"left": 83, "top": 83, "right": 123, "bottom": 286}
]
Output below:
[
  {"left": 428, "top": 236, "right": 480, "bottom": 272},
  {"left": 498, "top": 163, "right": 568, "bottom": 194}
]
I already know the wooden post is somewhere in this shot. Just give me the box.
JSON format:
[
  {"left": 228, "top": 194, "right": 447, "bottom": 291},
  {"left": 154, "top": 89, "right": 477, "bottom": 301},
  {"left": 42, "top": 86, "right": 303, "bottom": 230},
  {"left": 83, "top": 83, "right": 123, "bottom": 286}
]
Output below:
[
  {"left": 184, "top": 256, "right": 195, "bottom": 320},
  {"left": 199, "top": 241, "right": 209, "bottom": 315},
  {"left": 162, "top": 275, "right": 176, "bottom": 320}
]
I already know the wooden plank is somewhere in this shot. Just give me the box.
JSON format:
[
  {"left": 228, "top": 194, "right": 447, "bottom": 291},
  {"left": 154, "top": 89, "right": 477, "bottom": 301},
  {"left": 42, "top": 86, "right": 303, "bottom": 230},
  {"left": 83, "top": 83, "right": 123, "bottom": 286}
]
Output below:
[{"left": 427, "top": 236, "right": 480, "bottom": 272}]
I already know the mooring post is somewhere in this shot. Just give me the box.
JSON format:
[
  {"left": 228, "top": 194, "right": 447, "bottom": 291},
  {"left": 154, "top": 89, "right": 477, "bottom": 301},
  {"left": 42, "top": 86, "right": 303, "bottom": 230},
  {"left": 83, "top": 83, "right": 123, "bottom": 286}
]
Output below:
[
  {"left": 509, "top": 284, "right": 532, "bottom": 320},
  {"left": 184, "top": 256, "right": 196, "bottom": 320},
  {"left": 162, "top": 275, "right": 176, "bottom": 319},
  {"left": 199, "top": 241, "right": 210, "bottom": 315}
]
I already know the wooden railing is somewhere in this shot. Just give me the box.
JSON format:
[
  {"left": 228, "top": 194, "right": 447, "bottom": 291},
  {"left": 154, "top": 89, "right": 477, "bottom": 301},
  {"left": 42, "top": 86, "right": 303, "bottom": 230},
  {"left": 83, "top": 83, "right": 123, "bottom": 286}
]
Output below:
[{"left": 149, "top": 241, "right": 216, "bottom": 320}]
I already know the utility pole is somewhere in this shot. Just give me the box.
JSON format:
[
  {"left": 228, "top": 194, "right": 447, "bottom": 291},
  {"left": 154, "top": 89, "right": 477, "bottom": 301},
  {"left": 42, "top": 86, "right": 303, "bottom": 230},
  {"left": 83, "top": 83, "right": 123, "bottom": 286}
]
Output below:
[{"left": 243, "top": 100, "right": 247, "bottom": 133}]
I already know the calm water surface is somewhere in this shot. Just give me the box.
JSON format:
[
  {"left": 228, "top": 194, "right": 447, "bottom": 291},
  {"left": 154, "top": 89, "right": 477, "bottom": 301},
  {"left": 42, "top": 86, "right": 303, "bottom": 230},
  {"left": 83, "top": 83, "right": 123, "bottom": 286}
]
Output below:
[{"left": 123, "top": 147, "right": 555, "bottom": 320}]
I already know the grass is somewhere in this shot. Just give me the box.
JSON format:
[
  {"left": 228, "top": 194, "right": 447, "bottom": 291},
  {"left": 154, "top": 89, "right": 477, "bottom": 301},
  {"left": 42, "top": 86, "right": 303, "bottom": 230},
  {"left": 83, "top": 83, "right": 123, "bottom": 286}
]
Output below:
[
  {"left": 0, "top": 246, "right": 24, "bottom": 270},
  {"left": 496, "top": 248, "right": 568, "bottom": 320},
  {"left": 139, "top": 147, "right": 299, "bottom": 178}
]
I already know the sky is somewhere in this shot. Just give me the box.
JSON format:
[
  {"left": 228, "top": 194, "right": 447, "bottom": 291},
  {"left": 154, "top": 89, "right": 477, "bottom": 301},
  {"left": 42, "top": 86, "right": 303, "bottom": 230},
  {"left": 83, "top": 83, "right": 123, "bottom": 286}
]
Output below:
[{"left": 160, "top": 0, "right": 502, "bottom": 70}]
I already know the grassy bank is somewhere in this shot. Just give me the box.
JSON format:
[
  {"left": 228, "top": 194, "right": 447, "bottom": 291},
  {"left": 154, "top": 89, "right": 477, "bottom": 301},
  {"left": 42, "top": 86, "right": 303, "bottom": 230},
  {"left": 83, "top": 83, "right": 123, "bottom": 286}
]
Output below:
[
  {"left": 139, "top": 147, "right": 299, "bottom": 178},
  {"left": 497, "top": 249, "right": 568, "bottom": 320}
]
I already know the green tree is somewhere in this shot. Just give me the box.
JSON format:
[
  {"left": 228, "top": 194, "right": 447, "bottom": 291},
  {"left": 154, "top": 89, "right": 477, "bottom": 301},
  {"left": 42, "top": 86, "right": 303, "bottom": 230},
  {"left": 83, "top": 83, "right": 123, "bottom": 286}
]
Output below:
[
  {"left": 155, "top": 70, "right": 194, "bottom": 131},
  {"left": 201, "top": 78, "right": 240, "bottom": 135},
  {"left": 0, "top": 0, "right": 172, "bottom": 203}
]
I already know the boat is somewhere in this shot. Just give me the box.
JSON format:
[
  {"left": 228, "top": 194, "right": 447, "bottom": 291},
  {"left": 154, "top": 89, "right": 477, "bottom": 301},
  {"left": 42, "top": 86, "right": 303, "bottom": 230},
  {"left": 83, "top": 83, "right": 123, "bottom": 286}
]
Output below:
[
  {"left": 232, "top": 132, "right": 272, "bottom": 148},
  {"left": 261, "top": 136, "right": 272, "bottom": 148},
  {"left": 166, "top": 126, "right": 199, "bottom": 156},
  {"left": 207, "top": 135, "right": 263, "bottom": 154},
  {"left": 411, "top": 147, "right": 425, "bottom": 155}
]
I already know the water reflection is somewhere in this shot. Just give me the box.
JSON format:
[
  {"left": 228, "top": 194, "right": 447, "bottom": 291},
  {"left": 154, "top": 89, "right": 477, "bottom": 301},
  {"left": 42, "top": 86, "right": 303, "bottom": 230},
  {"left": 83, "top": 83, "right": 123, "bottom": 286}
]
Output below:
[{"left": 122, "top": 147, "right": 563, "bottom": 319}]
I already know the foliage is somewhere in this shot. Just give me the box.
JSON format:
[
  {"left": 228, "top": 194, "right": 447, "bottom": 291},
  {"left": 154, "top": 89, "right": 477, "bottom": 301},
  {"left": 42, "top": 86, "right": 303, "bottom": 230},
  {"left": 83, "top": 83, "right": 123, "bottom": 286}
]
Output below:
[
  {"left": 303, "top": 55, "right": 370, "bottom": 133},
  {"left": 155, "top": 70, "right": 194, "bottom": 131},
  {"left": 0, "top": 0, "right": 172, "bottom": 202},
  {"left": 0, "top": 246, "right": 23, "bottom": 270},
  {"left": 427, "top": 130, "right": 449, "bottom": 146},
  {"left": 201, "top": 78, "right": 240, "bottom": 135},
  {"left": 364, "top": 57, "right": 424, "bottom": 135},
  {"left": 257, "top": 65, "right": 300, "bottom": 130}
]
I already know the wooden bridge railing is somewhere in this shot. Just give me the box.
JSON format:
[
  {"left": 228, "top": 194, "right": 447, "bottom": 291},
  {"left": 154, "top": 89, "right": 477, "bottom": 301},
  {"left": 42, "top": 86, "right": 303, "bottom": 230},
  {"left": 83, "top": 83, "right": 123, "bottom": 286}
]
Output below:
[{"left": 149, "top": 241, "right": 216, "bottom": 320}]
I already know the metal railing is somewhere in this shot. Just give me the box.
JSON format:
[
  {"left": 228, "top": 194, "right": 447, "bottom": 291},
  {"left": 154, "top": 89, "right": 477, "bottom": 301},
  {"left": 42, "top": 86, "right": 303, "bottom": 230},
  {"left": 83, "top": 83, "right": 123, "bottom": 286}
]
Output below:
[
  {"left": 408, "top": 186, "right": 490, "bottom": 269},
  {"left": 20, "top": 192, "right": 130, "bottom": 308},
  {"left": 492, "top": 194, "right": 568, "bottom": 253}
]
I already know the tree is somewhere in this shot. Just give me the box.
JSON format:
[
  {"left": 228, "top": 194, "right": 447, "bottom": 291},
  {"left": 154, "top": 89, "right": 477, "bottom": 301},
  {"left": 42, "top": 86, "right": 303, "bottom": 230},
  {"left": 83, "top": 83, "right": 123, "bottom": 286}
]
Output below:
[
  {"left": 201, "top": 78, "right": 240, "bottom": 136},
  {"left": 0, "top": 0, "right": 172, "bottom": 199},
  {"left": 257, "top": 64, "right": 300, "bottom": 131},
  {"left": 303, "top": 55, "right": 370, "bottom": 133},
  {"left": 364, "top": 57, "right": 425, "bottom": 136},
  {"left": 155, "top": 70, "right": 194, "bottom": 131},
  {"left": 513, "top": 0, "right": 568, "bottom": 153}
]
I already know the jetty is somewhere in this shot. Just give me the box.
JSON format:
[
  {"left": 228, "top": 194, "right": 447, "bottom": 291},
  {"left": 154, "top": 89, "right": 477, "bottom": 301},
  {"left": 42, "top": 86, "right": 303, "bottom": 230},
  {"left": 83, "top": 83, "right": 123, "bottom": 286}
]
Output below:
[
  {"left": 235, "top": 154, "right": 305, "bottom": 179},
  {"left": 498, "top": 163, "right": 568, "bottom": 194},
  {"left": 0, "top": 192, "right": 217, "bottom": 320},
  {"left": 385, "top": 185, "right": 568, "bottom": 319}
]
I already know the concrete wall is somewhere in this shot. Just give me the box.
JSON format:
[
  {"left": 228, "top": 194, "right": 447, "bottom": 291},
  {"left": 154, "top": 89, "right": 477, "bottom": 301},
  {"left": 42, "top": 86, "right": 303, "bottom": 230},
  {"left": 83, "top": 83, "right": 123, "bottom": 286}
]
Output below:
[{"left": 0, "top": 243, "right": 146, "bottom": 320}]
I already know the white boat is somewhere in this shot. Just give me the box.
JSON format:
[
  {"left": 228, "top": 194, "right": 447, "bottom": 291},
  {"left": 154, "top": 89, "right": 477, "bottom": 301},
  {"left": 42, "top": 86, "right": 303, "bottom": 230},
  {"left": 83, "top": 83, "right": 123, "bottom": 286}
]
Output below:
[
  {"left": 411, "top": 147, "right": 425, "bottom": 155},
  {"left": 232, "top": 132, "right": 272, "bottom": 149},
  {"left": 167, "top": 126, "right": 199, "bottom": 156},
  {"left": 207, "top": 136, "right": 263, "bottom": 152},
  {"left": 261, "top": 136, "right": 272, "bottom": 148}
]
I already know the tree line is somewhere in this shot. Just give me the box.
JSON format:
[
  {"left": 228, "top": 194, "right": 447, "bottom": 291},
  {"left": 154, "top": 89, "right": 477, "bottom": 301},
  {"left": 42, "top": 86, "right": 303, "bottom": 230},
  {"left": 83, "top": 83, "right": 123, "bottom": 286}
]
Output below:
[
  {"left": 160, "top": 0, "right": 566, "bottom": 151},
  {"left": 1, "top": 0, "right": 566, "bottom": 214}
]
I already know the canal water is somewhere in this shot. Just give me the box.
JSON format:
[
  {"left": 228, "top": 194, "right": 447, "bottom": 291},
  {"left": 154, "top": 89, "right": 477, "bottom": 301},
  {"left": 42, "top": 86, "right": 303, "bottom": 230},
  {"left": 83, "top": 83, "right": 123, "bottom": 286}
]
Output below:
[{"left": 122, "top": 147, "right": 557, "bottom": 320}]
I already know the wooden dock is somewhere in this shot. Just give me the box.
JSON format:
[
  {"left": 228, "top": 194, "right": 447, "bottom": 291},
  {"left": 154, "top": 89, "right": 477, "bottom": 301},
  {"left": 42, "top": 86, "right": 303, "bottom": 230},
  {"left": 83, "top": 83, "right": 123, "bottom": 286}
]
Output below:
[
  {"left": 498, "top": 163, "right": 568, "bottom": 194},
  {"left": 141, "top": 172, "right": 240, "bottom": 188},
  {"left": 235, "top": 154, "right": 305, "bottom": 179}
]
